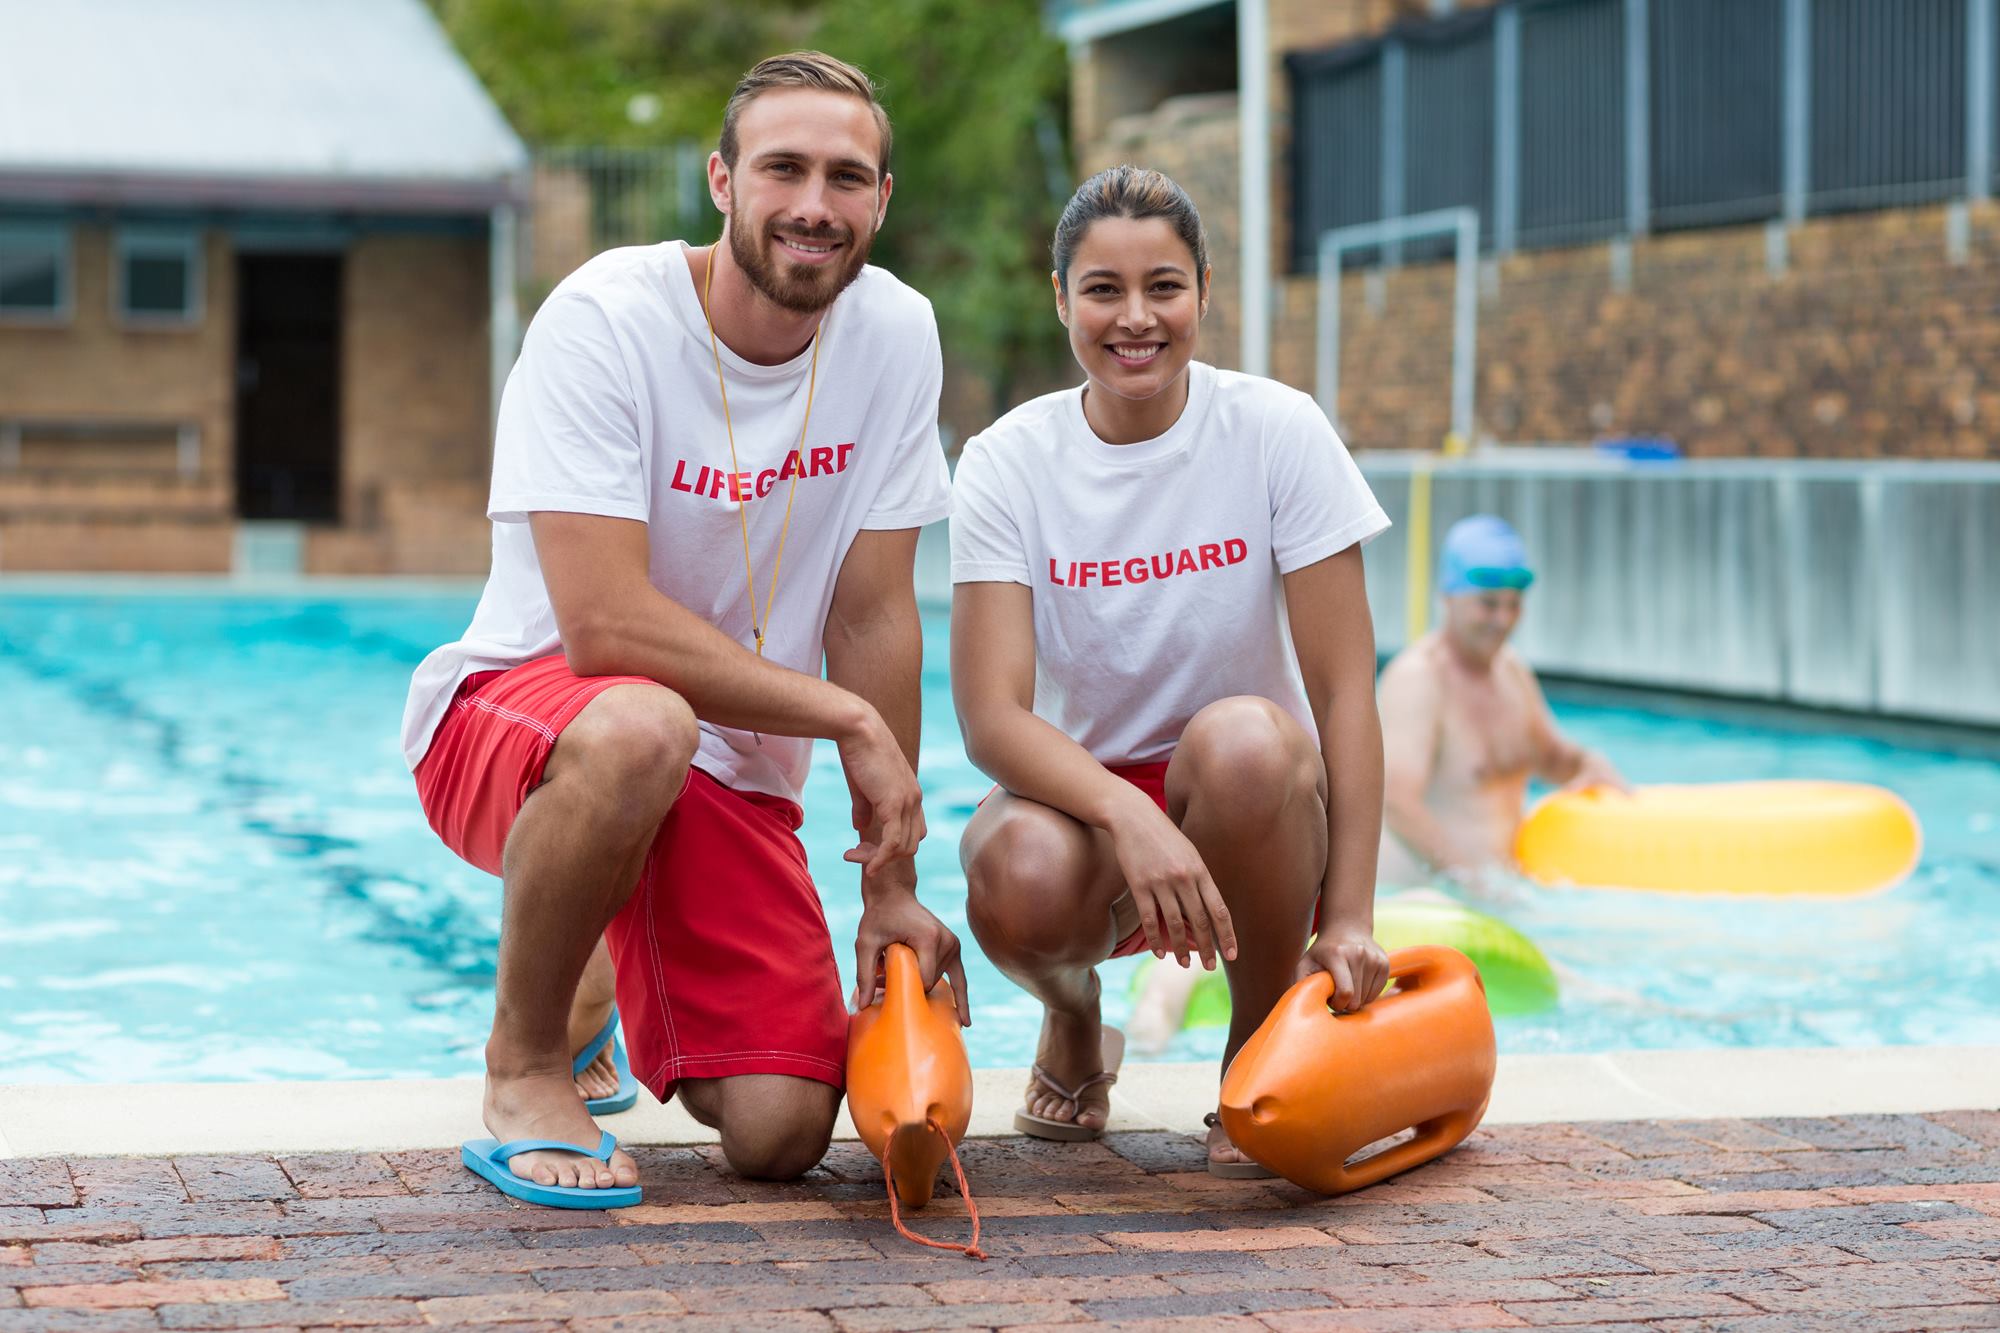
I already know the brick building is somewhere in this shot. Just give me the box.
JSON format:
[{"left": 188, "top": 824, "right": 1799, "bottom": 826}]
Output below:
[
  {"left": 1057, "top": 0, "right": 1998, "bottom": 458},
  {"left": 0, "top": 0, "right": 527, "bottom": 574}
]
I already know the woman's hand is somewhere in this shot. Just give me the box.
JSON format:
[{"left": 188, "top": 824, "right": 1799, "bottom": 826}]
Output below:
[
  {"left": 1107, "top": 796, "right": 1237, "bottom": 970},
  {"left": 1299, "top": 923, "right": 1390, "bottom": 1013}
]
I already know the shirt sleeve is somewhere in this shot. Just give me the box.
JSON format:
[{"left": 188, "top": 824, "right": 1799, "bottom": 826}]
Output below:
[
  {"left": 487, "top": 292, "right": 648, "bottom": 525},
  {"left": 1268, "top": 398, "right": 1392, "bottom": 573},
  {"left": 861, "top": 319, "right": 954, "bottom": 530},
  {"left": 948, "top": 437, "right": 1031, "bottom": 586}
]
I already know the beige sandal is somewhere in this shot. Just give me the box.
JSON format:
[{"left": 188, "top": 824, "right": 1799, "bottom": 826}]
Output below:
[
  {"left": 1015, "top": 1026, "right": 1124, "bottom": 1142},
  {"left": 1204, "top": 1111, "right": 1276, "bottom": 1178}
]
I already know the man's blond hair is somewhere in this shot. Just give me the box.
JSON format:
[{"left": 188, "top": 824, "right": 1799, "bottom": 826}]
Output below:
[{"left": 719, "top": 51, "right": 892, "bottom": 174}]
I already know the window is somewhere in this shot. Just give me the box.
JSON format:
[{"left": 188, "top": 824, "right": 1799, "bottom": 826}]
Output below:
[
  {"left": 1289, "top": 46, "right": 1383, "bottom": 269},
  {"left": 1650, "top": 0, "right": 1784, "bottom": 229},
  {"left": 1283, "top": 0, "right": 1981, "bottom": 260},
  {"left": 0, "top": 224, "right": 71, "bottom": 320},
  {"left": 1810, "top": 0, "right": 1967, "bottom": 211},
  {"left": 115, "top": 229, "right": 204, "bottom": 325},
  {"left": 1517, "top": 0, "right": 1625, "bottom": 246},
  {"left": 1404, "top": 11, "right": 1496, "bottom": 259}
]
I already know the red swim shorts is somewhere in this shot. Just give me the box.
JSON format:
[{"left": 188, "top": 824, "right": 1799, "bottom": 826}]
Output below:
[
  {"left": 414, "top": 654, "right": 846, "bottom": 1100},
  {"left": 1105, "top": 762, "right": 1169, "bottom": 960}
]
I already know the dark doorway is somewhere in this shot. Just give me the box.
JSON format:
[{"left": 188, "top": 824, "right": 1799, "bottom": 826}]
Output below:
[{"left": 235, "top": 254, "right": 341, "bottom": 520}]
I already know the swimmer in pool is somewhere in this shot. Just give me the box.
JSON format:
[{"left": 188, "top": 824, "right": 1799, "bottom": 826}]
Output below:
[
  {"left": 1375, "top": 514, "right": 1627, "bottom": 890},
  {"left": 1130, "top": 515, "right": 1623, "bottom": 1048}
]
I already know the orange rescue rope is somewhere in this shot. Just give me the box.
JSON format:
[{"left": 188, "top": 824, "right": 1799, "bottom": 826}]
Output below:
[{"left": 880, "top": 1119, "right": 987, "bottom": 1261}]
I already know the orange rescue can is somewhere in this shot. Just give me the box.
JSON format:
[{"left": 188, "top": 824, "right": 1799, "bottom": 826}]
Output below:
[
  {"left": 845, "top": 943, "right": 973, "bottom": 1209},
  {"left": 1219, "top": 945, "right": 1496, "bottom": 1195}
]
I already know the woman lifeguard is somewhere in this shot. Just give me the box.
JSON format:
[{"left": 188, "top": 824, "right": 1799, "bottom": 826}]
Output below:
[{"left": 949, "top": 166, "right": 1393, "bottom": 1173}]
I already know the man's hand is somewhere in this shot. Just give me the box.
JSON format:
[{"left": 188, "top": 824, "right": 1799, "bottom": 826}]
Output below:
[
  {"left": 836, "top": 709, "right": 926, "bottom": 874},
  {"left": 1107, "top": 795, "right": 1238, "bottom": 971},
  {"left": 1299, "top": 922, "right": 1390, "bottom": 1013},
  {"left": 850, "top": 866, "right": 971, "bottom": 1026},
  {"left": 1565, "top": 749, "right": 1631, "bottom": 795}
]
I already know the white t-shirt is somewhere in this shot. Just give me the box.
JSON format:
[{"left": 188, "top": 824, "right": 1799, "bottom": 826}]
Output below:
[
  {"left": 401, "top": 241, "right": 953, "bottom": 804},
  {"left": 949, "top": 360, "right": 1389, "bottom": 768}
]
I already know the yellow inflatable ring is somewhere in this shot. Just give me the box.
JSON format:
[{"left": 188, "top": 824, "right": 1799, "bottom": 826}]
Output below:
[{"left": 1516, "top": 780, "right": 1921, "bottom": 897}]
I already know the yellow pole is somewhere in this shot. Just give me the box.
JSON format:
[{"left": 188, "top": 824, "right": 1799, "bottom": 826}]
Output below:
[{"left": 1405, "top": 458, "right": 1433, "bottom": 642}]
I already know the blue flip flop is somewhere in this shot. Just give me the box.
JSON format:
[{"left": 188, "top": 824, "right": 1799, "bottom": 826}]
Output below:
[
  {"left": 461, "top": 1130, "right": 641, "bottom": 1209},
  {"left": 575, "top": 1006, "right": 639, "bottom": 1116}
]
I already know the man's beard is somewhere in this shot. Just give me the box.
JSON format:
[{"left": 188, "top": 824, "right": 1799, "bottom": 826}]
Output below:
[{"left": 727, "top": 210, "right": 873, "bottom": 315}]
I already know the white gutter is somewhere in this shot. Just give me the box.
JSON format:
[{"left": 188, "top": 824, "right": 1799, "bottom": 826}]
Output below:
[
  {"left": 1058, "top": 0, "right": 1227, "bottom": 45},
  {"left": 1237, "top": 0, "right": 1271, "bottom": 377}
]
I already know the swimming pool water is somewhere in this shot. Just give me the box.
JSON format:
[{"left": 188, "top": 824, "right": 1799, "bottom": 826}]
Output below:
[{"left": 1, "top": 588, "right": 1996, "bottom": 1084}]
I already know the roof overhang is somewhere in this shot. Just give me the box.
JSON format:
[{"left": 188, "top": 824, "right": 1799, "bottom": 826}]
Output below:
[
  {"left": 0, "top": 169, "right": 527, "bottom": 216},
  {"left": 1055, "top": 0, "right": 1231, "bottom": 45}
]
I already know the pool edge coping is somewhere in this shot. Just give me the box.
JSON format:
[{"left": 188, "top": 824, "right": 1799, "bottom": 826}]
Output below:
[{"left": 3, "top": 1043, "right": 1995, "bottom": 1159}]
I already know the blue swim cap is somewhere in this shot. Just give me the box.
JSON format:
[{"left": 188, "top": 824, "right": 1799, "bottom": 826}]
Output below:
[{"left": 1439, "top": 515, "right": 1535, "bottom": 595}]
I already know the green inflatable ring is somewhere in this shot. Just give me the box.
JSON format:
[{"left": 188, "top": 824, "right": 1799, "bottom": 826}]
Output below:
[
  {"left": 1127, "top": 892, "right": 1557, "bottom": 1025},
  {"left": 1373, "top": 893, "right": 1559, "bottom": 1017}
]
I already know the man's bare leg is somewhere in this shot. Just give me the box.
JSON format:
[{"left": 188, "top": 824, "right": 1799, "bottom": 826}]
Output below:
[
  {"left": 1164, "top": 697, "right": 1327, "bottom": 1170},
  {"left": 677, "top": 1075, "right": 843, "bottom": 1180},
  {"left": 483, "top": 683, "right": 698, "bottom": 1190},
  {"left": 1127, "top": 956, "right": 1201, "bottom": 1055}
]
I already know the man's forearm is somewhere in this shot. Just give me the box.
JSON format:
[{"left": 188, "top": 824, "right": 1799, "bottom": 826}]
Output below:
[
  {"left": 1384, "top": 801, "right": 1479, "bottom": 875},
  {"left": 1536, "top": 735, "right": 1587, "bottom": 786},
  {"left": 825, "top": 594, "right": 923, "bottom": 895},
  {"left": 570, "top": 585, "right": 875, "bottom": 745},
  {"left": 826, "top": 597, "right": 921, "bottom": 763}
]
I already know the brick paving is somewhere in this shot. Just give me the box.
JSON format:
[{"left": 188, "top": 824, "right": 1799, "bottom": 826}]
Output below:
[{"left": 2, "top": 1112, "right": 1996, "bottom": 1331}]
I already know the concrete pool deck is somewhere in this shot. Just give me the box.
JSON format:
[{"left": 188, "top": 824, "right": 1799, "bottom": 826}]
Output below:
[{"left": 3, "top": 1045, "right": 1998, "bottom": 1160}]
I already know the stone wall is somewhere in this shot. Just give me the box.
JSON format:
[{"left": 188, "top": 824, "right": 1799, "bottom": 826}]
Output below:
[{"left": 1269, "top": 203, "right": 2000, "bottom": 457}]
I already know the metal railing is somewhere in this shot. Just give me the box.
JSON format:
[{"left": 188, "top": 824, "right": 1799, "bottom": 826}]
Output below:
[
  {"left": 1314, "top": 208, "right": 1480, "bottom": 443},
  {"left": 1355, "top": 450, "right": 2000, "bottom": 726},
  {"left": 527, "top": 144, "right": 709, "bottom": 290}
]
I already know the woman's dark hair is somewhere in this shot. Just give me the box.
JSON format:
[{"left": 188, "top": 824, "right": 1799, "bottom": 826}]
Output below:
[{"left": 1052, "top": 165, "right": 1210, "bottom": 295}]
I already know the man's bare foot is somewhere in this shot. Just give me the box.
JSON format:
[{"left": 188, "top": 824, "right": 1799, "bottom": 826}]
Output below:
[
  {"left": 483, "top": 1059, "right": 639, "bottom": 1190},
  {"left": 1023, "top": 975, "right": 1111, "bottom": 1132}
]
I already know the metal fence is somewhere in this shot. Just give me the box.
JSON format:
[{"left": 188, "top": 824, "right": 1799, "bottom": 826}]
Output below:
[
  {"left": 1290, "top": 0, "right": 2000, "bottom": 267},
  {"left": 1355, "top": 451, "right": 2000, "bottom": 726},
  {"left": 527, "top": 145, "right": 709, "bottom": 291}
]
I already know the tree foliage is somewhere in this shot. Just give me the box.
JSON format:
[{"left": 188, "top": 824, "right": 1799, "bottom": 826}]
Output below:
[
  {"left": 429, "top": 0, "right": 1072, "bottom": 403},
  {"left": 428, "top": 0, "right": 815, "bottom": 145},
  {"left": 812, "top": 0, "right": 1071, "bottom": 401}
]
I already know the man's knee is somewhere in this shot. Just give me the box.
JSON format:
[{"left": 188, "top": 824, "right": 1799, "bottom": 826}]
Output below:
[
  {"left": 1176, "top": 696, "right": 1321, "bottom": 830},
  {"left": 548, "top": 685, "right": 699, "bottom": 833},
  {"left": 712, "top": 1077, "right": 839, "bottom": 1181}
]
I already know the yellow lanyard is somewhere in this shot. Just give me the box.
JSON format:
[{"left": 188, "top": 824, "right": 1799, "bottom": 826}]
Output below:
[{"left": 701, "top": 248, "right": 823, "bottom": 657}]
